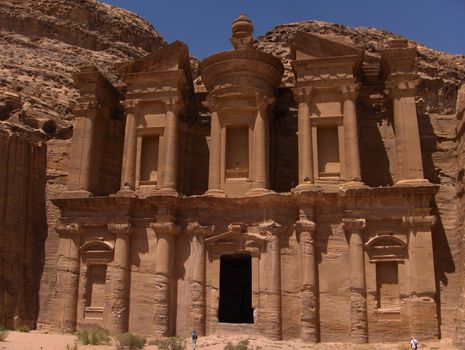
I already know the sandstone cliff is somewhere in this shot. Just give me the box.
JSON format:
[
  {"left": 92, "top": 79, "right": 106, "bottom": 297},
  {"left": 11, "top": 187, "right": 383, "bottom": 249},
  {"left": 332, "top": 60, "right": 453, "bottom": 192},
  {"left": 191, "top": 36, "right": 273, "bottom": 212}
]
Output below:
[
  {"left": 0, "top": 0, "right": 166, "bottom": 327},
  {"left": 0, "top": 128, "right": 47, "bottom": 328},
  {"left": 455, "top": 84, "right": 465, "bottom": 349}
]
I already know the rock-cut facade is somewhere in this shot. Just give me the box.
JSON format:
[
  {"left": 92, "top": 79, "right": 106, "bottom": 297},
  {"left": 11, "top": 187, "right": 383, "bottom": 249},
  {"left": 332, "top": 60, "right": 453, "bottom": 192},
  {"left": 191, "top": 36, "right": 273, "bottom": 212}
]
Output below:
[{"left": 52, "top": 15, "right": 440, "bottom": 343}]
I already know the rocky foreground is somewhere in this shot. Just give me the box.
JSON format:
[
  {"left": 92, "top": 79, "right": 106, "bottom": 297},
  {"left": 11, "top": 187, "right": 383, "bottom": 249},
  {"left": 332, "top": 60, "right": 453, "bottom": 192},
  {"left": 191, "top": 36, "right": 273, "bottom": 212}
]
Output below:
[{"left": 0, "top": 331, "right": 458, "bottom": 350}]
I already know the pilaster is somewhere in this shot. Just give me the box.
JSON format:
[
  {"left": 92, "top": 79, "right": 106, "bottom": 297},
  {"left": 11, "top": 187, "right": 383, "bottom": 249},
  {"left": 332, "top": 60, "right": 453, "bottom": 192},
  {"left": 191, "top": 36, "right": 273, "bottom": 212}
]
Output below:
[
  {"left": 186, "top": 222, "right": 214, "bottom": 336},
  {"left": 55, "top": 223, "right": 81, "bottom": 332},
  {"left": 295, "top": 218, "right": 319, "bottom": 342},
  {"left": 402, "top": 215, "right": 438, "bottom": 338},
  {"left": 343, "top": 218, "right": 368, "bottom": 343},
  {"left": 107, "top": 223, "right": 133, "bottom": 333},
  {"left": 293, "top": 87, "right": 315, "bottom": 190},
  {"left": 340, "top": 84, "right": 362, "bottom": 183},
  {"left": 151, "top": 219, "right": 180, "bottom": 336}
]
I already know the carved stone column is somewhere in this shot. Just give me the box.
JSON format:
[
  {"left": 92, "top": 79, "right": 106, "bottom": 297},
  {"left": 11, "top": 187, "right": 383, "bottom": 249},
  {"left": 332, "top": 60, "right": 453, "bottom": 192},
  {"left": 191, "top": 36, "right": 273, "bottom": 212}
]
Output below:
[
  {"left": 382, "top": 42, "right": 426, "bottom": 185},
  {"left": 119, "top": 100, "right": 138, "bottom": 193},
  {"left": 67, "top": 106, "right": 98, "bottom": 196},
  {"left": 107, "top": 223, "right": 133, "bottom": 333},
  {"left": 386, "top": 78, "right": 425, "bottom": 184},
  {"left": 186, "top": 222, "right": 213, "bottom": 336},
  {"left": 151, "top": 221, "right": 180, "bottom": 336},
  {"left": 343, "top": 218, "right": 368, "bottom": 343},
  {"left": 295, "top": 219, "right": 319, "bottom": 342},
  {"left": 254, "top": 101, "right": 268, "bottom": 190},
  {"left": 55, "top": 223, "right": 81, "bottom": 332},
  {"left": 294, "top": 88, "right": 314, "bottom": 189},
  {"left": 341, "top": 84, "right": 362, "bottom": 182},
  {"left": 206, "top": 109, "right": 224, "bottom": 196},
  {"left": 402, "top": 215, "right": 438, "bottom": 338},
  {"left": 161, "top": 102, "right": 179, "bottom": 194},
  {"left": 256, "top": 221, "right": 282, "bottom": 340}
]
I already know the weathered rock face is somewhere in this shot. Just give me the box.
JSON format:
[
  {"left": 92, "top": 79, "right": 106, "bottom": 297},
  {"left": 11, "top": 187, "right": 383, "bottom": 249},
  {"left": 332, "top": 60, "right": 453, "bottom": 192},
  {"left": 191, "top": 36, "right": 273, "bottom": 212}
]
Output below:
[
  {"left": 455, "top": 85, "right": 465, "bottom": 349},
  {"left": 0, "top": 128, "right": 47, "bottom": 329},
  {"left": 0, "top": 0, "right": 166, "bottom": 328}
]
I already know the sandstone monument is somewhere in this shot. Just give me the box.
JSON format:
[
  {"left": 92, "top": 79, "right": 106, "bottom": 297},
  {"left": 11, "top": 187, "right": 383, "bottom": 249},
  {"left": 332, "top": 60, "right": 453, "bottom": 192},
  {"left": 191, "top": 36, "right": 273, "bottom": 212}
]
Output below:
[
  {"left": 49, "top": 13, "right": 444, "bottom": 343},
  {"left": 1, "top": 0, "right": 465, "bottom": 347}
]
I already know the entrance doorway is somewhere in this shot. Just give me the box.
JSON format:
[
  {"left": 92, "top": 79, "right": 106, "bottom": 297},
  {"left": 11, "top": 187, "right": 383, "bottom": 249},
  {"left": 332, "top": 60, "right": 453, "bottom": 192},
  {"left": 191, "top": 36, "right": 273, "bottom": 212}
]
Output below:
[{"left": 219, "top": 254, "right": 253, "bottom": 323}]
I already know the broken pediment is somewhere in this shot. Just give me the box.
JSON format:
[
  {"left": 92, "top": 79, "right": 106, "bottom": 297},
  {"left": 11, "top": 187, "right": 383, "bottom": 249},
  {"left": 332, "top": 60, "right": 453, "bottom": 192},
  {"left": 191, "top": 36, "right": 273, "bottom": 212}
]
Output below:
[
  {"left": 118, "top": 40, "right": 192, "bottom": 81},
  {"left": 289, "top": 31, "right": 362, "bottom": 60}
]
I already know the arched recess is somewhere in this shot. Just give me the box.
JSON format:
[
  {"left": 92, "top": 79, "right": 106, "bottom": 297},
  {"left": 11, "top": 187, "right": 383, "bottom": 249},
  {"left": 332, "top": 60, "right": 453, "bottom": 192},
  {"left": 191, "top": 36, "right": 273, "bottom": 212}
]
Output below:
[
  {"left": 80, "top": 240, "right": 114, "bottom": 264},
  {"left": 365, "top": 234, "right": 407, "bottom": 311},
  {"left": 79, "top": 240, "right": 114, "bottom": 320}
]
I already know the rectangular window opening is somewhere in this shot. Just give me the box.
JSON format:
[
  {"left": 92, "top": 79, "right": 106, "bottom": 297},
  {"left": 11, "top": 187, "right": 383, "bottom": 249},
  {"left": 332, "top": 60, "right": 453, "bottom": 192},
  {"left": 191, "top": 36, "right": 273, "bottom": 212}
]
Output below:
[
  {"left": 85, "top": 264, "right": 107, "bottom": 319},
  {"left": 317, "top": 126, "right": 340, "bottom": 178},
  {"left": 140, "top": 136, "right": 159, "bottom": 185},
  {"left": 225, "top": 126, "right": 249, "bottom": 179},
  {"left": 376, "top": 261, "right": 400, "bottom": 310}
]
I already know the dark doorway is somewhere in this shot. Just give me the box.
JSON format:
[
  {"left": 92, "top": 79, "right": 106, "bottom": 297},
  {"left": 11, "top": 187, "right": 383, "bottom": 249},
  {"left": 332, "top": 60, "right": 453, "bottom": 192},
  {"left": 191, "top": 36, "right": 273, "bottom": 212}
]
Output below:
[{"left": 219, "top": 254, "right": 253, "bottom": 323}]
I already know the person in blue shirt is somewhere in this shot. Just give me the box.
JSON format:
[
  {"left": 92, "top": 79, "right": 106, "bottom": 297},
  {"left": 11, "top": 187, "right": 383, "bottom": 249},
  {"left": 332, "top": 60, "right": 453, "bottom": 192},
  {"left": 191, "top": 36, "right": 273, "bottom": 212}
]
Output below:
[{"left": 191, "top": 329, "right": 198, "bottom": 349}]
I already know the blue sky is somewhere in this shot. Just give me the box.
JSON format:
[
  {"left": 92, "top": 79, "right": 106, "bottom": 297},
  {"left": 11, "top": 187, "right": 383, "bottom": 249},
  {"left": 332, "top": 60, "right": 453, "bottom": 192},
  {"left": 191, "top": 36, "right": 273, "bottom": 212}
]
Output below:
[{"left": 103, "top": 0, "right": 465, "bottom": 59}]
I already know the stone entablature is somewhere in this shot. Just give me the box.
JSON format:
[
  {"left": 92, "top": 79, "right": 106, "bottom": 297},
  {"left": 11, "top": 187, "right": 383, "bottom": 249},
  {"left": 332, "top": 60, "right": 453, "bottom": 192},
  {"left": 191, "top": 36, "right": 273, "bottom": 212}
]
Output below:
[{"left": 53, "top": 14, "right": 439, "bottom": 344}]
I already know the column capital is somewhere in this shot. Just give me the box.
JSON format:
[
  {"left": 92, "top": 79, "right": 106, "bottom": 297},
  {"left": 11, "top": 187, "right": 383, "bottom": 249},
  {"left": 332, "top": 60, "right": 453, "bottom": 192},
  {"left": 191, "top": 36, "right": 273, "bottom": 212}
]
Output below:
[
  {"left": 294, "top": 219, "right": 316, "bottom": 234},
  {"left": 402, "top": 215, "right": 435, "bottom": 229},
  {"left": 258, "top": 220, "right": 283, "bottom": 235},
  {"left": 186, "top": 222, "right": 215, "bottom": 237},
  {"left": 384, "top": 76, "right": 419, "bottom": 98},
  {"left": 254, "top": 92, "right": 275, "bottom": 110},
  {"left": 342, "top": 218, "right": 366, "bottom": 232},
  {"left": 56, "top": 223, "right": 81, "bottom": 235},
  {"left": 150, "top": 222, "right": 180, "bottom": 236},
  {"left": 339, "top": 83, "right": 360, "bottom": 101},
  {"left": 163, "top": 97, "right": 182, "bottom": 114},
  {"left": 121, "top": 99, "right": 141, "bottom": 113},
  {"left": 108, "top": 223, "right": 133, "bottom": 235},
  {"left": 292, "top": 86, "right": 313, "bottom": 103}
]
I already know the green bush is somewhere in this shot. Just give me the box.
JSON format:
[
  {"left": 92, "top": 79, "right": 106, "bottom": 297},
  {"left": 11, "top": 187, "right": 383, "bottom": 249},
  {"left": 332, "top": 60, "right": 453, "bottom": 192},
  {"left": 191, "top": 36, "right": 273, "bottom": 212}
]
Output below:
[
  {"left": 148, "top": 336, "right": 185, "bottom": 350},
  {"left": 75, "top": 326, "right": 110, "bottom": 345},
  {"left": 0, "top": 329, "right": 9, "bottom": 342},
  {"left": 15, "top": 325, "right": 30, "bottom": 332},
  {"left": 224, "top": 339, "right": 252, "bottom": 350},
  {"left": 116, "top": 332, "right": 146, "bottom": 349}
]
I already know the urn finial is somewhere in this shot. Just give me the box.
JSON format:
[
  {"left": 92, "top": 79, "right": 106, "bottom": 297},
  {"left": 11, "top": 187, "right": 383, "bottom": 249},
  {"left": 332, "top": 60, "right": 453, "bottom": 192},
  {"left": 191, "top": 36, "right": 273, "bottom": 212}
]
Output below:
[{"left": 231, "top": 13, "right": 254, "bottom": 49}]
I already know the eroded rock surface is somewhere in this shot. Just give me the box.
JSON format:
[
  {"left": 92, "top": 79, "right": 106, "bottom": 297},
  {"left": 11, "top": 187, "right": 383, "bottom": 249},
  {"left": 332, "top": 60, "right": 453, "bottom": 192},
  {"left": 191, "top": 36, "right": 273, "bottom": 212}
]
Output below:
[
  {"left": 0, "top": 128, "right": 47, "bottom": 328},
  {"left": 0, "top": 0, "right": 166, "bottom": 328}
]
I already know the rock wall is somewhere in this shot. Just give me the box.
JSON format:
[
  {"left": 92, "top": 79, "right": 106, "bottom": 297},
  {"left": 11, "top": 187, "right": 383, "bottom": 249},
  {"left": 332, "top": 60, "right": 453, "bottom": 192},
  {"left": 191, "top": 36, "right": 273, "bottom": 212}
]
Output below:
[
  {"left": 0, "top": 128, "right": 47, "bottom": 329},
  {"left": 0, "top": 0, "right": 166, "bottom": 327},
  {"left": 455, "top": 85, "right": 465, "bottom": 349}
]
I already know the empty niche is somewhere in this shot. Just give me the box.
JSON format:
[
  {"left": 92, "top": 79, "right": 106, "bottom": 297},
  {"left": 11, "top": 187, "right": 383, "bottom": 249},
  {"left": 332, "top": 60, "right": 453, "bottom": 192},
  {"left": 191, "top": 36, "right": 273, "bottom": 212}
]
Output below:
[
  {"left": 317, "top": 126, "right": 340, "bottom": 178},
  {"left": 226, "top": 126, "right": 249, "bottom": 179},
  {"left": 85, "top": 264, "right": 107, "bottom": 319},
  {"left": 376, "top": 261, "right": 400, "bottom": 310},
  {"left": 140, "top": 135, "right": 159, "bottom": 184}
]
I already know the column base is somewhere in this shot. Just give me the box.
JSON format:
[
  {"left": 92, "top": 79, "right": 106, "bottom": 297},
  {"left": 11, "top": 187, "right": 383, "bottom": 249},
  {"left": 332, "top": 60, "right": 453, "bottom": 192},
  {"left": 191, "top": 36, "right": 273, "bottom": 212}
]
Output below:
[
  {"left": 339, "top": 181, "right": 369, "bottom": 191},
  {"left": 394, "top": 178, "right": 432, "bottom": 187},
  {"left": 246, "top": 187, "right": 273, "bottom": 197},
  {"left": 156, "top": 187, "right": 179, "bottom": 196},
  {"left": 204, "top": 189, "right": 226, "bottom": 197},
  {"left": 292, "top": 183, "right": 322, "bottom": 192},
  {"left": 114, "top": 189, "right": 137, "bottom": 197},
  {"left": 59, "top": 190, "right": 92, "bottom": 198}
]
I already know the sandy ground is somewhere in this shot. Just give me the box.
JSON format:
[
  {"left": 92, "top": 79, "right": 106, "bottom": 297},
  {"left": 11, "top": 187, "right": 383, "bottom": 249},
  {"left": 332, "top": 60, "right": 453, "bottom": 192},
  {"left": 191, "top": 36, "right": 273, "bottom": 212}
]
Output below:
[{"left": 0, "top": 331, "right": 458, "bottom": 350}]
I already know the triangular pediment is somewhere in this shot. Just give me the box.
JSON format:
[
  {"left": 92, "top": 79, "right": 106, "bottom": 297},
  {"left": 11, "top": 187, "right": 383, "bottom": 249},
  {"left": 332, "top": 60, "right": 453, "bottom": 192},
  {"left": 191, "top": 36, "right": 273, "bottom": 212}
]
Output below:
[
  {"left": 289, "top": 31, "right": 362, "bottom": 60},
  {"left": 118, "top": 40, "right": 192, "bottom": 80}
]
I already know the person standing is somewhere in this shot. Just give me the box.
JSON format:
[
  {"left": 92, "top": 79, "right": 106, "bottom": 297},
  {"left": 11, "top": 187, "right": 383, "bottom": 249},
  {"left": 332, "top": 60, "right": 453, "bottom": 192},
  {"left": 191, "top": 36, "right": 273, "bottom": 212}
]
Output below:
[
  {"left": 191, "top": 329, "right": 198, "bottom": 349},
  {"left": 410, "top": 336, "right": 419, "bottom": 349}
]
